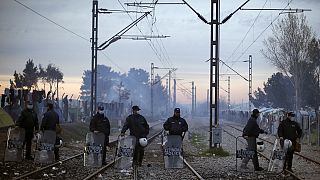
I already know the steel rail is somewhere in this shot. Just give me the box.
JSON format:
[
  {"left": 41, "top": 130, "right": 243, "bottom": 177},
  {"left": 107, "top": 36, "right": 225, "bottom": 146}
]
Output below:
[
  {"left": 85, "top": 129, "right": 164, "bottom": 180},
  {"left": 223, "top": 127, "right": 303, "bottom": 180},
  {"left": 14, "top": 153, "right": 83, "bottom": 180},
  {"left": 183, "top": 159, "right": 205, "bottom": 180},
  {"left": 82, "top": 160, "right": 117, "bottom": 180},
  {"left": 15, "top": 121, "right": 163, "bottom": 180},
  {"left": 225, "top": 124, "right": 320, "bottom": 166}
]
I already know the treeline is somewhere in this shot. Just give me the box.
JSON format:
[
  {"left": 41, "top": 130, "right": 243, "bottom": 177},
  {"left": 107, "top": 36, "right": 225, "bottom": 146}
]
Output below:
[
  {"left": 80, "top": 65, "right": 169, "bottom": 116},
  {"left": 10, "top": 59, "right": 64, "bottom": 93},
  {"left": 253, "top": 14, "right": 320, "bottom": 111}
]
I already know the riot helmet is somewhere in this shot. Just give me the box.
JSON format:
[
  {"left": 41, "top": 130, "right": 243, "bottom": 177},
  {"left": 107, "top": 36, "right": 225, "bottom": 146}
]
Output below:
[
  {"left": 283, "top": 139, "right": 292, "bottom": 150},
  {"left": 55, "top": 139, "right": 63, "bottom": 148},
  {"left": 139, "top": 138, "right": 148, "bottom": 147}
]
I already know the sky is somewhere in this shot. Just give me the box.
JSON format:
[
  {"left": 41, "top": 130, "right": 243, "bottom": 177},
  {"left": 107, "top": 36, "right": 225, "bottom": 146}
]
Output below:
[{"left": 0, "top": 0, "right": 319, "bottom": 105}]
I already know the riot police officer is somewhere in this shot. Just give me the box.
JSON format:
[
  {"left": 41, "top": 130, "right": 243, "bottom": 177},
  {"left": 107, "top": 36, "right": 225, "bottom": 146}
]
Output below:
[
  {"left": 163, "top": 108, "right": 188, "bottom": 137},
  {"left": 241, "top": 109, "right": 267, "bottom": 171},
  {"left": 41, "top": 101, "right": 60, "bottom": 161},
  {"left": 90, "top": 106, "right": 110, "bottom": 165},
  {"left": 16, "top": 101, "right": 39, "bottom": 160},
  {"left": 120, "top": 105, "right": 149, "bottom": 166},
  {"left": 278, "top": 112, "right": 302, "bottom": 172}
]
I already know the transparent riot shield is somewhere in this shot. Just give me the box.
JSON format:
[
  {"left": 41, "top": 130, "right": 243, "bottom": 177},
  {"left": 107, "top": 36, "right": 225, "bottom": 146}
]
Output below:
[
  {"left": 4, "top": 127, "right": 25, "bottom": 162},
  {"left": 84, "top": 132, "right": 105, "bottom": 167},
  {"left": 235, "top": 136, "right": 256, "bottom": 172},
  {"left": 268, "top": 138, "right": 285, "bottom": 173},
  {"left": 34, "top": 130, "right": 56, "bottom": 164},
  {"left": 114, "top": 136, "right": 136, "bottom": 170},
  {"left": 163, "top": 135, "right": 183, "bottom": 169}
]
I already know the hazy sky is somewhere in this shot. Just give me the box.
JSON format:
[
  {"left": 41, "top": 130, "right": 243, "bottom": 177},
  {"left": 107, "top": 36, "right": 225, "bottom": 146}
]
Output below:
[{"left": 0, "top": 0, "right": 319, "bottom": 105}]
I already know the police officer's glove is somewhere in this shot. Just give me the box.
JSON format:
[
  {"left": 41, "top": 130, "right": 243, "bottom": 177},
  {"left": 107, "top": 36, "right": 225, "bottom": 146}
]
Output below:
[
  {"left": 33, "top": 133, "right": 41, "bottom": 141},
  {"left": 94, "top": 131, "right": 99, "bottom": 134},
  {"left": 263, "top": 130, "right": 268, "bottom": 135},
  {"left": 106, "top": 146, "right": 110, "bottom": 151},
  {"left": 120, "top": 133, "right": 125, "bottom": 137}
]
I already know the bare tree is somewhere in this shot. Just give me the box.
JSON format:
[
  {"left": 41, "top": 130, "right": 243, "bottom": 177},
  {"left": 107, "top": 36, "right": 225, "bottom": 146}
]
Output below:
[{"left": 262, "top": 14, "right": 314, "bottom": 111}]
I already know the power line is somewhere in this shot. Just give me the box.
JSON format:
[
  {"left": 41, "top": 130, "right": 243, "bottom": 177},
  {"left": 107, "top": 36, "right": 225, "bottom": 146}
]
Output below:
[
  {"left": 13, "top": 0, "right": 136, "bottom": 82},
  {"left": 117, "top": 0, "right": 173, "bottom": 69},
  {"left": 230, "top": 0, "right": 294, "bottom": 66},
  {"left": 223, "top": 0, "right": 268, "bottom": 66},
  {"left": 145, "top": 16, "right": 173, "bottom": 67},
  {"left": 13, "top": 0, "right": 89, "bottom": 42}
]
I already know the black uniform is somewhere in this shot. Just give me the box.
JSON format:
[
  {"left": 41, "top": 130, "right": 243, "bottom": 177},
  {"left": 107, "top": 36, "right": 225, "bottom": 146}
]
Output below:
[
  {"left": 241, "top": 115, "right": 266, "bottom": 170},
  {"left": 277, "top": 118, "right": 302, "bottom": 171},
  {"left": 90, "top": 113, "right": 110, "bottom": 164},
  {"left": 41, "top": 109, "right": 60, "bottom": 160},
  {"left": 16, "top": 108, "right": 39, "bottom": 159},
  {"left": 163, "top": 116, "right": 188, "bottom": 137},
  {"left": 121, "top": 114, "right": 149, "bottom": 166}
]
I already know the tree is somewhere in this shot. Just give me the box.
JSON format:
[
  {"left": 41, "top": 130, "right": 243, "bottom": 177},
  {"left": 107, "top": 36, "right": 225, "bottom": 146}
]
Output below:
[
  {"left": 80, "top": 70, "right": 91, "bottom": 101},
  {"left": 152, "top": 74, "right": 169, "bottom": 116},
  {"left": 263, "top": 72, "right": 294, "bottom": 109},
  {"left": 45, "top": 64, "right": 63, "bottom": 93},
  {"left": 22, "top": 59, "right": 38, "bottom": 90},
  {"left": 251, "top": 87, "right": 268, "bottom": 108},
  {"left": 252, "top": 72, "right": 294, "bottom": 109},
  {"left": 302, "top": 38, "right": 320, "bottom": 109},
  {"left": 80, "top": 65, "right": 122, "bottom": 103},
  {"left": 38, "top": 64, "right": 47, "bottom": 90},
  {"left": 262, "top": 14, "right": 314, "bottom": 111},
  {"left": 13, "top": 70, "right": 24, "bottom": 88},
  {"left": 123, "top": 68, "right": 150, "bottom": 110}
]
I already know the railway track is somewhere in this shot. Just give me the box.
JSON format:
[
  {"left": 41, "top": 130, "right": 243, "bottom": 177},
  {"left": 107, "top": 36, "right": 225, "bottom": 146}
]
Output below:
[
  {"left": 223, "top": 123, "right": 320, "bottom": 180},
  {"left": 85, "top": 130, "right": 205, "bottom": 180},
  {"left": 83, "top": 129, "right": 163, "bottom": 180},
  {"left": 11, "top": 121, "right": 205, "bottom": 180},
  {"left": 225, "top": 123, "right": 320, "bottom": 166},
  {"left": 12, "top": 122, "right": 163, "bottom": 180}
]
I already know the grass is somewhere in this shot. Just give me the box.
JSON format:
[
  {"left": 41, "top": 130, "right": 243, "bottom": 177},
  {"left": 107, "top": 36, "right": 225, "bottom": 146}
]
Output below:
[
  {"left": 200, "top": 147, "right": 230, "bottom": 157},
  {"left": 60, "top": 122, "right": 89, "bottom": 143},
  {"left": 190, "top": 132, "right": 230, "bottom": 157}
]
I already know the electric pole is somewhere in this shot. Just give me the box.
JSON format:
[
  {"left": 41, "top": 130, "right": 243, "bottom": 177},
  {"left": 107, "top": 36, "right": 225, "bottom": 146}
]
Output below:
[
  {"left": 151, "top": 63, "right": 155, "bottom": 121},
  {"left": 91, "top": 0, "right": 98, "bottom": 117},
  {"left": 192, "top": 81, "right": 195, "bottom": 118},
  {"left": 169, "top": 70, "right": 172, "bottom": 111},
  {"left": 209, "top": 0, "right": 220, "bottom": 148},
  {"left": 195, "top": 86, "right": 197, "bottom": 116},
  {"left": 249, "top": 55, "right": 252, "bottom": 114},
  {"left": 173, "top": 79, "right": 176, "bottom": 109},
  {"left": 166, "top": 78, "right": 169, "bottom": 115},
  {"left": 228, "top": 76, "right": 230, "bottom": 121}
]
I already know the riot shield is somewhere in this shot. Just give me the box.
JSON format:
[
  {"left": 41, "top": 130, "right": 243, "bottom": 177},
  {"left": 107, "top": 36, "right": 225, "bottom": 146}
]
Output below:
[
  {"left": 268, "top": 138, "right": 285, "bottom": 173},
  {"left": 235, "top": 136, "right": 256, "bottom": 172},
  {"left": 34, "top": 130, "right": 56, "bottom": 164},
  {"left": 163, "top": 135, "right": 183, "bottom": 169},
  {"left": 4, "top": 127, "right": 25, "bottom": 162},
  {"left": 84, "top": 132, "right": 105, "bottom": 167},
  {"left": 114, "top": 136, "right": 136, "bottom": 170}
]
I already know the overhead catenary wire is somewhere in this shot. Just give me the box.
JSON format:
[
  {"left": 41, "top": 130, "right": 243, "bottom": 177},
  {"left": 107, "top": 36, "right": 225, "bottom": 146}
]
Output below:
[
  {"left": 12, "top": 0, "right": 150, "bottom": 86},
  {"left": 145, "top": 16, "right": 173, "bottom": 68},
  {"left": 117, "top": 0, "right": 174, "bottom": 69},
  {"left": 13, "top": 0, "right": 89, "bottom": 42},
  {"left": 223, "top": 0, "right": 269, "bottom": 66},
  {"left": 227, "top": 0, "right": 294, "bottom": 71}
]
